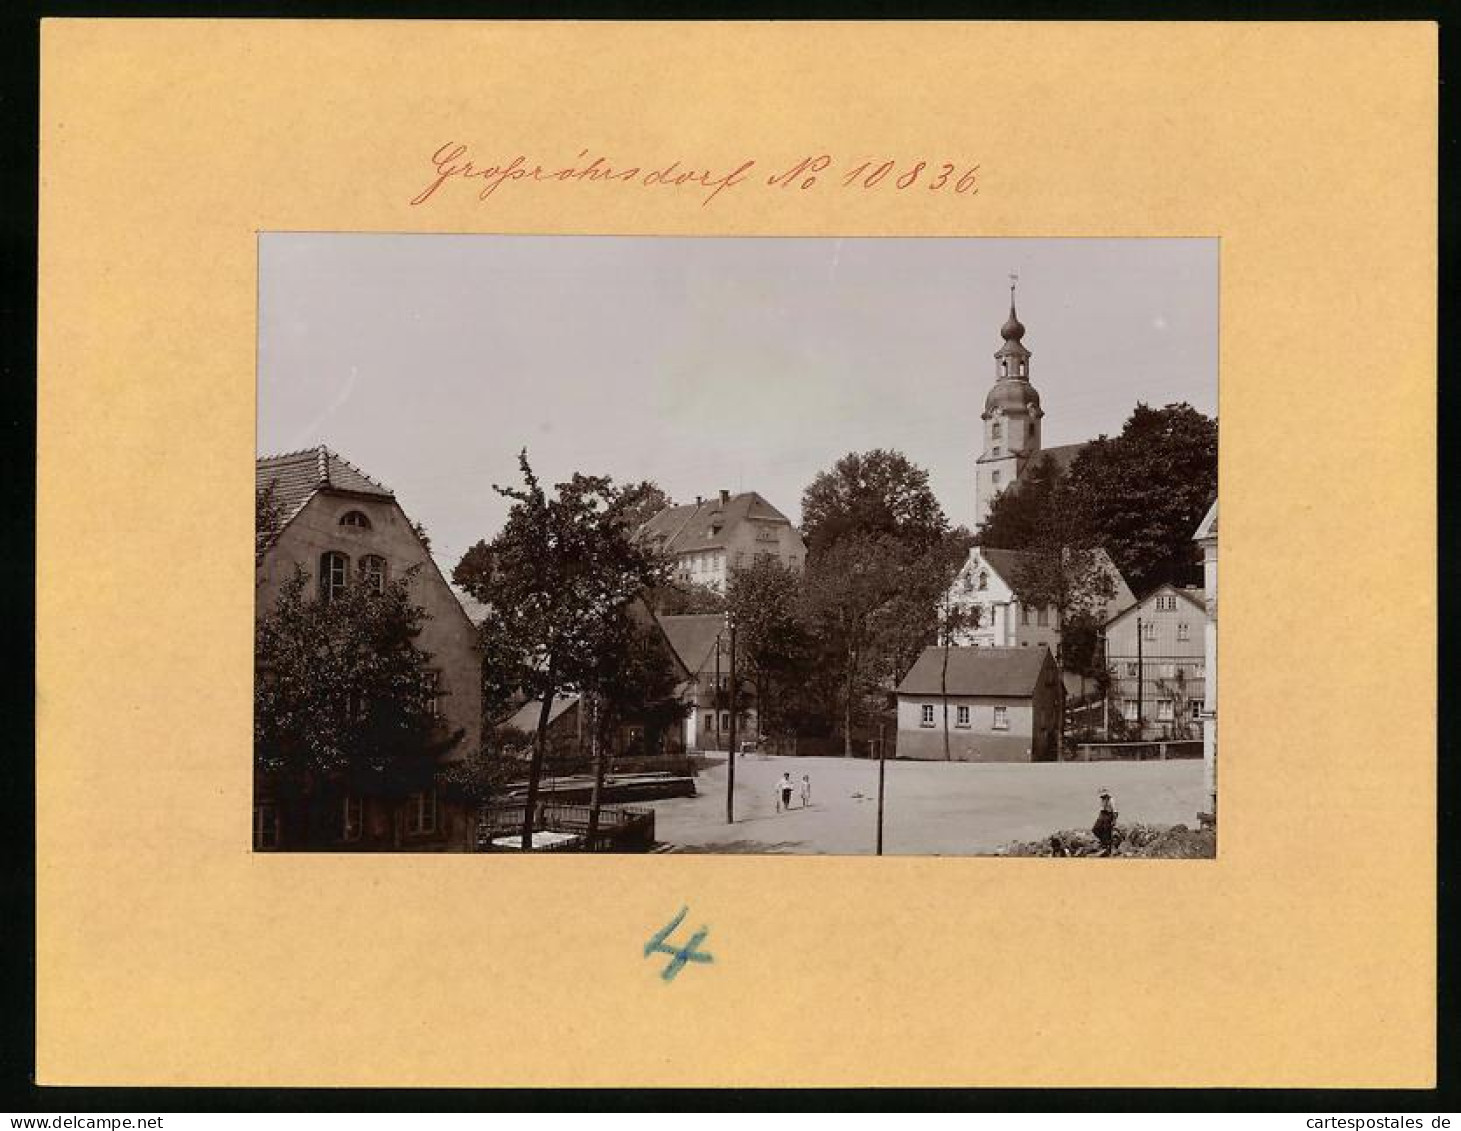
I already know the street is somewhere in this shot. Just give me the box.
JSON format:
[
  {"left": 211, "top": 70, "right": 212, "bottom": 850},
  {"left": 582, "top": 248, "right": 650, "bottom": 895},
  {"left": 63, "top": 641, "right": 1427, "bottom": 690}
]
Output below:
[{"left": 646, "top": 753, "right": 1206, "bottom": 855}]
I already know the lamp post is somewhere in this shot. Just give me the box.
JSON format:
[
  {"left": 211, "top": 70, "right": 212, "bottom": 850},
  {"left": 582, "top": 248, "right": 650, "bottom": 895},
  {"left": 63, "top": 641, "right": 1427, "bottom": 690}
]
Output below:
[
  {"left": 725, "top": 610, "right": 737, "bottom": 824},
  {"left": 875, "top": 720, "right": 887, "bottom": 855}
]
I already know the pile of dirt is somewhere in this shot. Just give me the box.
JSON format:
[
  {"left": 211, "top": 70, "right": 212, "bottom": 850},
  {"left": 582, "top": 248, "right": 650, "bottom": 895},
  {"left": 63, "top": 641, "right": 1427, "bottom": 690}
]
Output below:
[{"left": 999, "top": 822, "right": 1215, "bottom": 858}]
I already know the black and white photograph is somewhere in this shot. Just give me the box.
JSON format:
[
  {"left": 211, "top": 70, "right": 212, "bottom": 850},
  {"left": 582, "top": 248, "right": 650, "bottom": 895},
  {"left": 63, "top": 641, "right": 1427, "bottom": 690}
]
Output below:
[{"left": 254, "top": 235, "right": 1219, "bottom": 856}]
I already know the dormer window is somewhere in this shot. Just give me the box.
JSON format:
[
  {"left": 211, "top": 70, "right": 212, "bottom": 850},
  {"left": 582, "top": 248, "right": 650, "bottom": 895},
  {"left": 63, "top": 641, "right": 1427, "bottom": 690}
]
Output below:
[{"left": 340, "top": 510, "right": 371, "bottom": 530}]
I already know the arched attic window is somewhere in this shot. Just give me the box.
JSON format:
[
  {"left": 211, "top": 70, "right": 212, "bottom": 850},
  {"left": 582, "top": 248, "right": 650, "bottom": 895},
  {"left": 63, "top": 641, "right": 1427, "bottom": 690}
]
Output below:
[{"left": 340, "top": 510, "right": 372, "bottom": 529}]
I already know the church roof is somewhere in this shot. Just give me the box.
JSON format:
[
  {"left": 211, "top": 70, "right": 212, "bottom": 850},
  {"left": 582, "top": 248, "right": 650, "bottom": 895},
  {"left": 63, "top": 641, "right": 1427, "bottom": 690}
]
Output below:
[
  {"left": 897, "top": 646, "right": 1053, "bottom": 699},
  {"left": 1016, "top": 442, "right": 1091, "bottom": 483},
  {"left": 638, "top": 491, "right": 797, "bottom": 555}
]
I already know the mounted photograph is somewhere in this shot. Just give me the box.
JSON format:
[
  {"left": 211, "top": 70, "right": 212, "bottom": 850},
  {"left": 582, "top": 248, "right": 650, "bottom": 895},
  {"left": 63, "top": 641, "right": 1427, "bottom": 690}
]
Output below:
[{"left": 254, "top": 235, "right": 1218, "bottom": 856}]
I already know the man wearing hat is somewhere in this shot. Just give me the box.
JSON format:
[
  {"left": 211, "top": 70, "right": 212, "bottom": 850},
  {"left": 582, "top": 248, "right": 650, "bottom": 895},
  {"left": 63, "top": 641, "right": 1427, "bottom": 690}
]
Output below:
[{"left": 1092, "top": 788, "right": 1118, "bottom": 856}]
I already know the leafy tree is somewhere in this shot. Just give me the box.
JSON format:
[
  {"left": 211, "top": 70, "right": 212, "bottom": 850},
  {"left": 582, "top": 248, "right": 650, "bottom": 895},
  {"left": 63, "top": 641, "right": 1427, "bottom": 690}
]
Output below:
[
  {"left": 581, "top": 609, "right": 686, "bottom": 843},
  {"left": 452, "top": 452, "right": 671, "bottom": 849},
  {"left": 256, "top": 479, "right": 283, "bottom": 562},
  {"left": 801, "top": 449, "right": 949, "bottom": 557},
  {"left": 1064, "top": 403, "right": 1218, "bottom": 592},
  {"left": 977, "top": 453, "right": 1063, "bottom": 550},
  {"left": 725, "top": 557, "right": 808, "bottom": 740},
  {"left": 255, "top": 564, "right": 455, "bottom": 840},
  {"left": 617, "top": 480, "right": 674, "bottom": 534},
  {"left": 411, "top": 520, "right": 432, "bottom": 552},
  {"left": 646, "top": 579, "right": 727, "bottom": 616}
]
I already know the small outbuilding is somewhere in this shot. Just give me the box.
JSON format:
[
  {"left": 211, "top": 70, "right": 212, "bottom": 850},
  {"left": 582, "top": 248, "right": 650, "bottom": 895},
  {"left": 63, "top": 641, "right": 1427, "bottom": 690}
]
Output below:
[{"left": 894, "top": 645, "right": 1061, "bottom": 762}]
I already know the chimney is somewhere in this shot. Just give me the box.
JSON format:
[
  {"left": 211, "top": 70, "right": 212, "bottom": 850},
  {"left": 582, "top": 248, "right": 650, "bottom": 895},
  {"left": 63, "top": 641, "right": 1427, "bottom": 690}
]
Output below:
[
  {"left": 695, "top": 495, "right": 703, "bottom": 506},
  {"left": 719, "top": 489, "right": 730, "bottom": 505}
]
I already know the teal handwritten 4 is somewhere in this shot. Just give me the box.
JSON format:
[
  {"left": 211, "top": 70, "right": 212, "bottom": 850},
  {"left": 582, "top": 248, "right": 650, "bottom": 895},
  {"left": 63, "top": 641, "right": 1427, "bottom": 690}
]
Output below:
[{"left": 644, "top": 906, "right": 714, "bottom": 982}]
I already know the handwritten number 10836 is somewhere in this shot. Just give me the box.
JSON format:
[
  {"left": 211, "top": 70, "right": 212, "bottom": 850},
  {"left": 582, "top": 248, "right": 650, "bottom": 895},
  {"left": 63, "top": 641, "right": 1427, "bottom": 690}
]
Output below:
[
  {"left": 767, "top": 156, "right": 979, "bottom": 195},
  {"left": 842, "top": 159, "right": 980, "bottom": 193}
]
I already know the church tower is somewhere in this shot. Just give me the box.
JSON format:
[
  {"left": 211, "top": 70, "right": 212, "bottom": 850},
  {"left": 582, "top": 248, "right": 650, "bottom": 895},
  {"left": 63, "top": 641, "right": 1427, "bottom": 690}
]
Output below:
[{"left": 974, "top": 279, "right": 1044, "bottom": 530}]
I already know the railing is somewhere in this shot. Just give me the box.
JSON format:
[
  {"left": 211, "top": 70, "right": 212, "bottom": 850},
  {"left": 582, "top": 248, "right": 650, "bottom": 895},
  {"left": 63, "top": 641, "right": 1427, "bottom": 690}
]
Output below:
[
  {"left": 477, "top": 801, "right": 656, "bottom": 852},
  {"left": 1069, "top": 740, "right": 1203, "bottom": 762}
]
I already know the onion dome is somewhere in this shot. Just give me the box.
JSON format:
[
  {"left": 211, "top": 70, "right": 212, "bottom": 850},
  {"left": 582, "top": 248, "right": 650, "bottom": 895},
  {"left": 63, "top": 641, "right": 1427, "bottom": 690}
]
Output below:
[
  {"left": 985, "top": 380, "right": 1041, "bottom": 415},
  {"left": 1000, "top": 302, "right": 1025, "bottom": 342}
]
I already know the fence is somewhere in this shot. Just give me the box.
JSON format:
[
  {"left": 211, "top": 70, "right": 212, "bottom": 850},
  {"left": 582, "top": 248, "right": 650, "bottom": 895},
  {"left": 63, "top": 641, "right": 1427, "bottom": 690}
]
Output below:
[
  {"left": 477, "top": 801, "right": 657, "bottom": 852},
  {"left": 1068, "top": 740, "right": 1203, "bottom": 762}
]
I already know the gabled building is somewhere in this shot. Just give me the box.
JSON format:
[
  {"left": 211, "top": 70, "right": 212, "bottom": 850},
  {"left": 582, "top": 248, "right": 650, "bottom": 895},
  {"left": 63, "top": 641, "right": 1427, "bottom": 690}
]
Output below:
[
  {"left": 948, "top": 544, "right": 1134, "bottom": 651},
  {"left": 894, "top": 646, "right": 1061, "bottom": 762},
  {"left": 657, "top": 612, "right": 755, "bottom": 752},
  {"left": 638, "top": 490, "right": 805, "bottom": 591},
  {"left": 1102, "top": 582, "right": 1209, "bottom": 739},
  {"left": 1193, "top": 500, "right": 1218, "bottom": 819},
  {"left": 255, "top": 446, "right": 483, "bottom": 851}
]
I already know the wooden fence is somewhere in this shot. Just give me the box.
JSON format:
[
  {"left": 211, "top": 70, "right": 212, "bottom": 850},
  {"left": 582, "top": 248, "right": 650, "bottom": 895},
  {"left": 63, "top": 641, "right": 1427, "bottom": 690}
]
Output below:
[{"left": 477, "top": 801, "right": 657, "bottom": 853}]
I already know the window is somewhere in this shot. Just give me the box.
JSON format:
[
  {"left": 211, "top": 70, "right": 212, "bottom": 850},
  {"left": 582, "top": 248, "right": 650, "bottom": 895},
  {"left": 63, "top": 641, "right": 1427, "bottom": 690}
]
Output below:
[
  {"left": 992, "top": 446, "right": 1002, "bottom": 457},
  {"left": 406, "top": 790, "right": 437, "bottom": 836},
  {"left": 992, "top": 706, "right": 1009, "bottom": 730},
  {"left": 423, "top": 671, "right": 442, "bottom": 718},
  {"left": 1036, "top": 606, "right": 1049, "bottom": 626},
  {"left": 991, "top": 421, "right": 1002, "bottom": 439},
  {"left": 1160, "top": 663, "right": 1175, "bottom": 679},
  {"left": 1191, "top": 700, "right": 1205, "bottom": 719},
  {"left": 1177, "top": 622, "right": 1190, "bottom": 642},
  {"left": 339, "top": 510, "right": 371, "bottom": 529},
  {"left": 955, "top": 705, "right": 970, "bottom": 728},
  {"left": 360, "top": 554, "right": 387, "bottom": 594},
  {"left": 1123, "top": 699, "right": 1140, "bottom": 721},
  {"left": 319, "top": 551, "right": 349, "bottom": 601},
  {"left": 1143, "top": 621, "right": 1156, "bottom": 640},
  {"left": 341, "top": 795, "right": 363, "bottom": 842},
  {"left": 253, "top": 802, "right": 279, "bottom": 850},
  {"left": 920, "top": 704, "right": 935, "bottom": 727},
  {"left": 991, "top": 470, "right": 1001, "bottom": 485},
  {"left": 977, "top": 571, "right": 988, "bottom": 591},
  {"left": 1126, "top": 662, "right": 1139, "bottom": 677},
  {"left": 705, "top": 713, "right": 715, "bottom": 732},
  {"left": 1020, "top": 604, "right": 1031, "bottom": 626},
  {"left": 756, "top": 525, "right": 778, "bottom": 543},
  {"left": 1157, "top": 699, "right": 1175, "bottom": 723},
  {"left": 720, "top": 712, "right": 731, "bottom": 731}
]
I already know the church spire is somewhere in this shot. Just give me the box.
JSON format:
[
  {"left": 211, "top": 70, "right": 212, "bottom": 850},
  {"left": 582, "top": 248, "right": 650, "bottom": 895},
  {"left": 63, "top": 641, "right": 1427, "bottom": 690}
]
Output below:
[{"left": 995, "top": 273, "right": 1030, "bottom": 379}]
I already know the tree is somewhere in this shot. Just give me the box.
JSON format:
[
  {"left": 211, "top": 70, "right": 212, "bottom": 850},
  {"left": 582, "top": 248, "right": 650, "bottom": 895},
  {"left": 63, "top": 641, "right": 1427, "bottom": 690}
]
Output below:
[
  {"left": 582, "top": 609, "right": 686, "bottom": 843},
  {"left": 453, "top": 452, "right": 671, "bottom": 849},
  {"left": 1064, "top": 403, "right": 1218, "bottom": 592},
  {"left": 801, "top": 449, "right": 949, "bottom": 557},
  {"left": 617, "top": 480, "right": 674, "bottom": 534},
  {"left": 725, "top": 557, "right": 808, "bottom": 741},
  {"left": 256, "top": 479, "right": 283, "bottom": 563},
  {"left": 977, "top": 453, "right": 1063, "bottom": 550},
  {"left": 255, "top": 564, "right": 455, "bottom": 841},
  {"left": 646, "top": 579, "right": 727, "bottom": 616}
]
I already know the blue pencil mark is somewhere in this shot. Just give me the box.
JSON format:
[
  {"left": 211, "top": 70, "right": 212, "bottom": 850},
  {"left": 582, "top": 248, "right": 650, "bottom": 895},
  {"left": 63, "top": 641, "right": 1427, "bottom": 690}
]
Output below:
[{"left": 644, "top": 905, "right": 715, "bottom": 982}]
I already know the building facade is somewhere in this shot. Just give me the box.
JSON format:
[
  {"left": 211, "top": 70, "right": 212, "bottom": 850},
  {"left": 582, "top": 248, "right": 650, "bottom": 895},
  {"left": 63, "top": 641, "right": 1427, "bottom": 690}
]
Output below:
[
  {"left": 657, "top": 613, "right": 756, "bottom": 752},
  {"left": 1193, "top": 501, "right": 1218, "bottom": 819},
  {"left": 1102, "top": 582, "right": 1209, "bottom": 740},
  {"left": 948, "top": 545, "right": 1134, "bottom": 651},
  {"left": 255, "top": 447, "right": 484, "bottom": 851},
  {"left": 895, "top": 646, "right": 1061, "bottom": 762},
  {"left": 639, "top": 490, "right": 805, "bottom": 592}
]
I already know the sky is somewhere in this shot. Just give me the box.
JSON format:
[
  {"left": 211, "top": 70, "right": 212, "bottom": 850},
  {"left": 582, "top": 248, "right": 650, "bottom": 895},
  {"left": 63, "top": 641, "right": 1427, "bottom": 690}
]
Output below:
[{"left": 258, "top": 235, "right": 1217, "bottom": 574}]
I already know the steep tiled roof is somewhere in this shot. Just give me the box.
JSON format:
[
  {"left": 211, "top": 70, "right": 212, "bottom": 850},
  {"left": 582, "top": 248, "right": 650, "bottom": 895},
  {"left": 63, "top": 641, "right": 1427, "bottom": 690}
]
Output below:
[
  {"left": 638, "top": 492, "right": 795, "bottom": 555},
  {"left": 657, "top": 613, "right": 726, "bottom": 677},
  {"left": 1017, "top": 442, "right": 1091, "bottom": 484},
  {"left": 977, "top": 547, "right": 1033, "bottom": 587},
  {"left": 897, "top": 646, "right": 1053, "bottom": 698},
  {"left": 256, "top": 445, "right": 394, "bottom": 530}
]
